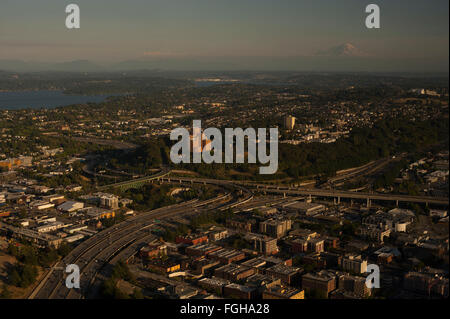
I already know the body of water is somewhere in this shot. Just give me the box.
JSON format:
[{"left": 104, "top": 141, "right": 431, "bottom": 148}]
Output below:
[{"left": 0, "top": 90, "right": 115, "bottom": 110}]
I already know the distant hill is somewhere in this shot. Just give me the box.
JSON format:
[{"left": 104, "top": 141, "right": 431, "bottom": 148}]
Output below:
[
  {"left": 0, "top": 59, "right": 104, "bottom": 72},
  {"left": 315, "top": 43, "right": 369, "bottom": 57},
  {"left": 0, "top": 51, "right": 448, "bottom": 73}
]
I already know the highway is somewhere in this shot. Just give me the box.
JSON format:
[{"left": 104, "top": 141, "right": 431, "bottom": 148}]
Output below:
[
  {"left": 34, "top": 198, "right": 217, "bottom": 299},
  {"left": 33, "top": 191, "right": 283, "bottom": 299},
  {"left": 100, "top": 171, "right": 448, "bottom": 207},
  {"left": 241, "top": 183, "right": 449, "bottom": 206},
  {"left": 327, "top": 158, "right": 393, "bottom": 187},
  {"left": 149, "top": 176, "right": 448, "bottom": 206},
  {"left": 32, "top": 176, "right": 256, "bottom": 299},
  {"left": 31, "top": 166, "right": 447, "bottom": 299}
]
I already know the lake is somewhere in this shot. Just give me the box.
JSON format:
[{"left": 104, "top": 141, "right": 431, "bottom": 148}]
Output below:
[{"left": 0, "top": 90, "right": 116, "bottom": 110}]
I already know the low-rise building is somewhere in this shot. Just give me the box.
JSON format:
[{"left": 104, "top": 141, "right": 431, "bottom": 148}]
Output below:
[
  {"left": 281, "top": 201, "right": 325, "bottom": 216},
  {"left": 176, "top": 234, "right": 208, "bottom": 245},
  {"left": 185, "top": 243, "right": 221, "bottom": 257},
  {"left": 403, "top": 272, "right": 449, "bottom": 297},
  {"left": 263, "top": 284, "right": 305, "bottom": 299},
  {"left": 35, "top": 221, "right": 65, "bottom": 233},
  {"left": 337, "top": 274, "right": 371, "bottom": 298},
  {"left": 208, "top": 248, "right": 246, "bottom": 264},
  {"left": 147, "top": 259, "right": 181, "bottom": 274},
  {"left": 302, "top": 270, "right": 336, "bottom": 297},
  {"left": 57, "top": 201, "right": 84, "bottom": 213},
  {"left": 207, "top": 228, "right": 229, "bottom": 241},
  {"left": 265, "top": 264, "right": 302, "bottom": 285},
  {"left": 358, "top": 224, "right": 391, "bottom": 242},
  {"left": 198, "top": 277, "right": 229, "bottom": 295},
  {"left": 140, "top": 242, "right": 167, "bottom": 259},
  {"left": 223, "top": 283, "right": 256, "bottom": 299},
  {"left": 214, "top": 263, "right": 255, "bottom": 281}
]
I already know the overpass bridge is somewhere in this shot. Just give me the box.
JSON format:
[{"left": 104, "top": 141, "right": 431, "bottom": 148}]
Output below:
[
  {"left": 97, "top": 169, "right": 171, "bottom": 191},
  {"left": 237, "top": 182, "right": 449, "bottom": 207},
  {"left": 98, "top": 172, "right": 448, "bottom": 207}
]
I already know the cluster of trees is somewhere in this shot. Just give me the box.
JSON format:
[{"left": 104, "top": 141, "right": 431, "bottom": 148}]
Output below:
[
  {"left": 6, "top": 242, "right": 71, "bottom": 288},
  {"left": 8, "top": 263, "right": 38, "bottom": 288},
  {"left": 162, "top": 209, "right": 235, "bottom": 241},
  {"left": 110, "top": 117, "right": 448, "bottom": 184},
  {"left": 162, "top": 224, "right": 191, "bottom": 242},
  {"left": 278, "top": 118, "right": 448, "bottom": 180},
  {"left": 230, "top": 234, "right": 252, "bottom": 250},
  {"left": 109, "top": 139, "right": 167, "bottom": 174},
  {"left": 123, "top": 184, "right": 176, "bottom": 211},
  {"left": 190, "top": 209, "right": 234, "bottom": 229},
  {"left": 0, "top": 285, "right": 11, "bottom": 299},
  {"left": 7, "top": 244, "right": 59, "bottom": 268},
  {"left": 100, "top": 261, "right": 144, "bottom": 299}
]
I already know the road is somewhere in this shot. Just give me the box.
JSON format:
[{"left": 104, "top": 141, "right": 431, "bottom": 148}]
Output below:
[
  {"left": 327, "top": 158, "right": 393, "bottom": 187},
  {"left": 31, "top": 165, "right": 447, "bottom": 299},
  {"left": 150, "top": 176, "right": 448, "bottom": 206},
  {"left": 32, "top": 176, "right": 257, "bottom": 299},
  {"left": 100, "top": 171, "right": 448, "bottom": 206},
  {"left": 34, "top": 198, "right": 217, "bottom": 299}
]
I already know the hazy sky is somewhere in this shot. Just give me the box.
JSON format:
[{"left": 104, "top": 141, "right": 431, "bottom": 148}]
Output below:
[{"left": 0, "top": 0, "right": 448, "bottom": 64}]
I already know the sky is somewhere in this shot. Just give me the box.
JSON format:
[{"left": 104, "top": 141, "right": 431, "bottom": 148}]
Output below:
[{"left": 0, "top": 0, "right": 448, "bottom": 71}]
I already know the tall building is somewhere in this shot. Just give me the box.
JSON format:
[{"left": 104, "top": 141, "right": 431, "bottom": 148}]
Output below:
[
  {"left": 340, "top": 254, "right": 368, "bottom": 274},
  {"left": 92, "top": 192, "right": 119, "bottom": 209},
  {"left": 248, "top": 235, "right": 279, "bottom": 255},
  {"left": 259, "top": 218, "right": 292, "bottom": 238},
  {"left": 99, "top": 193, "right": 119, "bottom": 209},
  {"left": 284, "top": 115, "right": 296, "bottom": 130}
]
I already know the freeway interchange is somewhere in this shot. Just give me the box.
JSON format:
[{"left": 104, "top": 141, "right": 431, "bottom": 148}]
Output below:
[
  {"left": 31, "top": 169, "right": 448, "bottom": 299},
  {"left": 33, "top": 175, "right": 257, "bottom": 299}
]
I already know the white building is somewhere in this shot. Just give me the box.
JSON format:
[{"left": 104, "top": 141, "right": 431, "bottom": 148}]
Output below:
[
  {"left": 93, "top": 192, "right": 119, "bottom": 209},
  {"left": 57, "top": 201, "right": 84, "bottom": 213},
  {"left": 36, "top": 221, "right": 65, "bottom": 233},
  {"left": 30, "top": 200, "right": 55, "bottom": 210},
  {"left": 65, "top": 234, "right": 84, "bottom": 243}
]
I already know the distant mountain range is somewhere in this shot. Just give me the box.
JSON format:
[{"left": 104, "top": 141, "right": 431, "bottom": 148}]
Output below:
[
  {"left": 0, "top": 59, "right": 104, "bottom": 73},
  {"left": 0, "top": 44, "right": 447, "bottom": 73},
  {"left": 315, "top": 43, "right": 369, "bottom": 57}
]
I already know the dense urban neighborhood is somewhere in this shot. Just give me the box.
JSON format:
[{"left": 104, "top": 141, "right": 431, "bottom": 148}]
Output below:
[{"left": 0, "top": 71, "right": 448, "bottom": 300}]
